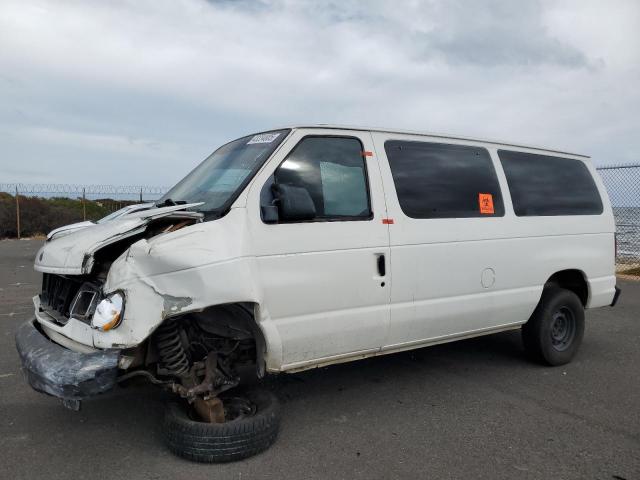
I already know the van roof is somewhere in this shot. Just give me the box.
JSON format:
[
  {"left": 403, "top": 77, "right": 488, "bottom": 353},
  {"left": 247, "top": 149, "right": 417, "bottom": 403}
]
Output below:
[{"left": 286, "top": 124, "right": 589, "bottom": 159}]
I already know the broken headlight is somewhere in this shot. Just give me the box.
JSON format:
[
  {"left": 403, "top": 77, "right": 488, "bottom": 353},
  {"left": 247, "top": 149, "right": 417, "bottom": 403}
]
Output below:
[{"left": 91, "top": 292, "right": 124, "bottom": 331}]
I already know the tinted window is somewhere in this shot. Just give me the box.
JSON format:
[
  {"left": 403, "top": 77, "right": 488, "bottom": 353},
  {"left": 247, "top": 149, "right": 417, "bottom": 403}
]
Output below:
[
  {"left": 385, "top": 141, "right": 504, "bottom": 219},
  {"left": 498, "top": 150, "right": 603, "bottom": 216},
  {"left": 274, "top": 137, "right": 371, "bottom": 220}
]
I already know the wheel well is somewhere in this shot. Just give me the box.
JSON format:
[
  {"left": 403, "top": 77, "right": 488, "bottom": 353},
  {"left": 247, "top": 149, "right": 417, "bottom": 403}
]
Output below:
[
  {"left": 545, "top": 270, "right": 589, "bottom": 306},
  {"left": 174, "top": 302, "right": 267, "bottom": 378}
]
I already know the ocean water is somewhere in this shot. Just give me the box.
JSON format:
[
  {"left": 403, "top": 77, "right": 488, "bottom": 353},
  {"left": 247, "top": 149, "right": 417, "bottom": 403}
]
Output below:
[{"left": 614, "top": 207, "right": 640, "bottom": 258}]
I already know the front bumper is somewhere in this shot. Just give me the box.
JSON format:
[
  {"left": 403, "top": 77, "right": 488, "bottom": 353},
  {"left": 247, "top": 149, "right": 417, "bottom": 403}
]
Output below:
[{"left": 15, "top": 319, "right": 120, "bottom": 401}]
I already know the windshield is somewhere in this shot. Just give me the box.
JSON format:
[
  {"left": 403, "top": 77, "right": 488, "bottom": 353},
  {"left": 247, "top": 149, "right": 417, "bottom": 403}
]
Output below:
[{"left": 159, "top": 129, "right": 290, "bottom": 216}]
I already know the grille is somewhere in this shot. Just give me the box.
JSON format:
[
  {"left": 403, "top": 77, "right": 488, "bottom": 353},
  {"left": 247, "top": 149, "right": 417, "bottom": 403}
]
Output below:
[
  {"left": 40, "top": 274, "right": 81, "bottom": 317},
  {"left": 39, "top": 273, "right": 103, "bottom": 325}
]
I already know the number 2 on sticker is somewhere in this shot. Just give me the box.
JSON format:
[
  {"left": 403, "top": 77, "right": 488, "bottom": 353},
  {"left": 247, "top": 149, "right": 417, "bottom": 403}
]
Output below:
[{"left": 479, "top": 193, "right": 494, "bottom": 214}]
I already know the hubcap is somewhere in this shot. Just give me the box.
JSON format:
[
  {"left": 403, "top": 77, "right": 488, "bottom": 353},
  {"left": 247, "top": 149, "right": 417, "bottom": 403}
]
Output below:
[{"left": 550, "top": 307, "right": 576, "bottom": 352}]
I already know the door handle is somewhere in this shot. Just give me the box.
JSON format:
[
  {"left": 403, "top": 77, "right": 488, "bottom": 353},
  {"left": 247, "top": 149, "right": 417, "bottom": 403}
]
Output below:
[{"left": 377, "top": 254, "right": 386, "bottom": 277}]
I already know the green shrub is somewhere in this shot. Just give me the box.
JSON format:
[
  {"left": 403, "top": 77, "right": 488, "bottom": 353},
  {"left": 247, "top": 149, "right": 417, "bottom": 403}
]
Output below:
[{"left": 0, "top": 194, "right": 136, "bottom": 238}]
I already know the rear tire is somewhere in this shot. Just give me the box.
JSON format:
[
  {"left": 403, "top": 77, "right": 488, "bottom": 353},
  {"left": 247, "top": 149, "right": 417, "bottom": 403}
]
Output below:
[
  {"left": 163, "top": 389, "right": 280, "bottom": 463},
  {"left": 522, "top": 287, "right": 585, "bottom": 366}
]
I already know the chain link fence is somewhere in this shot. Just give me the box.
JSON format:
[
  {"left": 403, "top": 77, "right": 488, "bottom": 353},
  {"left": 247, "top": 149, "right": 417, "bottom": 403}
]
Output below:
[
  {"left": 597, "top": 164, "right": 640, "bottom": 276},
  {"left": 0, "top": 183, "right": 169, "bottom": 201},
  {"left": 0, "top": 183, "right": 168, "bottom": 239}
]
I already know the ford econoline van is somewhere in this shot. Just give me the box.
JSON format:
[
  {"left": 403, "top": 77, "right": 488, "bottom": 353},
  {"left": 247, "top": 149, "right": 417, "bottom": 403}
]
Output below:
[{"left": 16, "top": 125, "right": 620, "bottom": 462}]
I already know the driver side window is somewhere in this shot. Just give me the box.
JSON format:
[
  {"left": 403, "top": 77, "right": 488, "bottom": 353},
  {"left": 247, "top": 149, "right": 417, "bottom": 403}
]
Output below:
[{"left": 269, "top": 136, "right": 372, "bottom": 222}]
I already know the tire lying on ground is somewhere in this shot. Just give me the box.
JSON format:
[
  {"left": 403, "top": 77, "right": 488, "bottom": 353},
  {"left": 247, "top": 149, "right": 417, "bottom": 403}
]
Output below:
[
  {"left": 522, "top": 287, "right": 585, "bottom": 366},
  {"left": 163, "top": 389, "right": 280, "bottom": 463}
]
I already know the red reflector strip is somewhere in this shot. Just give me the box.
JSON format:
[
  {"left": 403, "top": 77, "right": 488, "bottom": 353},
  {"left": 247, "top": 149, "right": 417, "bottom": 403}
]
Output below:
[
  {"left": 382, "top": 218, "right": 394, "bottom": 224},
  {"left": 362, "top": 151, "right": 373, "bottom": 157}
]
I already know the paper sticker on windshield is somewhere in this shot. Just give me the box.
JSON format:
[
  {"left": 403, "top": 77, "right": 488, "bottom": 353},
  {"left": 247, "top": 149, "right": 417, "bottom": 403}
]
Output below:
[
  {"left": 479, "top": 193, "right": 494, "bottom": 214},
  {"left": 247, "top": 133, "right": 281, "bottom": 145}
]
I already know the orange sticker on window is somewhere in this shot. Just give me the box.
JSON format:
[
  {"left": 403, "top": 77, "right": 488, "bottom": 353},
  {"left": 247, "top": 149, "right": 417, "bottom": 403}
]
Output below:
[{"left": 479, "top": 193, "right": 494, "bottom": 214}]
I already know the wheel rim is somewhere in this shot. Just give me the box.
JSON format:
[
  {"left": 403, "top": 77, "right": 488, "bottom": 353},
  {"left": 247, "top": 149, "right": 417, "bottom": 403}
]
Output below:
[
  {"left": 550, "top": 306, "right": 576, "bottom": 352},
  {"left": 222, "top": 396, "right": 257, "bottom": 421},
  {"left": 187, "top": 396, "right": 257, "bottom": 423}
]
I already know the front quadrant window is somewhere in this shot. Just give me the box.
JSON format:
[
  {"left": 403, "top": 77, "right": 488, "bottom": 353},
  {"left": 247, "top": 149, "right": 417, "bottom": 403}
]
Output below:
[
  {"left": 498, "top": 150, "right": 603, "bottom": 216},
  {"left": 384, "top": 140, "right": 505, "bottom": 219},
  {"left": 274, "top": 137, "right": 372, "bottom": 220}
]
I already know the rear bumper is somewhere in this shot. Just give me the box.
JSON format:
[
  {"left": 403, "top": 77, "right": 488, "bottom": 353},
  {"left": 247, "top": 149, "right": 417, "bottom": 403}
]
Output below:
[
  {"left": 611, "top": 286, "right": 622, "bottom": 307},
  {"left": 15, "top": 318, "right": 120, "bottom": 401}
]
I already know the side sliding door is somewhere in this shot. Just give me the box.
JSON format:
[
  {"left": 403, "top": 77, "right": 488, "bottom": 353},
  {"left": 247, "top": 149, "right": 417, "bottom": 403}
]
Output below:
[{"left": 372, "top": 133, "right": 532, "bottom": 350}]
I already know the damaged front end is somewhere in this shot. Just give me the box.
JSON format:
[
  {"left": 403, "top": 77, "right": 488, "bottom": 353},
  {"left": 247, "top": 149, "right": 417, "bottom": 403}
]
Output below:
[
  {"left": 18, "top": 204, "right": 263, "bottom": 420},
  {"left": 16, "top": 204, "right": 207, "bottom": 408}
]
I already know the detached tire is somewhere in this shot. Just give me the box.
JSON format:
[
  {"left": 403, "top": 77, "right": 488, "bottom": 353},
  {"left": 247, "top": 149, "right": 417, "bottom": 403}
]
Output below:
[
  {"left": 163, "top": 389, "right": 280, "bottom": 463},
  {"left": 522, "top": 287, "right": 585, "bottom": 366}
]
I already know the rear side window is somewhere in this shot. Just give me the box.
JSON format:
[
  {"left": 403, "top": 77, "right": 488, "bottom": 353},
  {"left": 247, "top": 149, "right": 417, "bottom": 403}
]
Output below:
[
  {"left": 498, "top": 150, "right": 603, "bottom": 216},
  {"left": 384, "top": 140, "right": 504, "bottom": 219},
  {"left": 274, "top": 136, "right": 371, "bottom": 220}
]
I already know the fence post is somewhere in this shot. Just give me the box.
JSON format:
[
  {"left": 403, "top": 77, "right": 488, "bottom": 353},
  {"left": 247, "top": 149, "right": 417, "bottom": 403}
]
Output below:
[
  {"left": 139, "top": 187, "right": 143, "bottom": 203},
  {"left": 15, "top": 186, "right": 20, "bottom": 240},
  {"left": 82, "top": 187, "right": 86, "bottom": 221}
]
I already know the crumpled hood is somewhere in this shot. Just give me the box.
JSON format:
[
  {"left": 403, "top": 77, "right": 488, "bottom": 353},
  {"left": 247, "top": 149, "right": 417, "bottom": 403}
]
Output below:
[
  {"left": 46, "top": 220, "right": 95, "bottom": 240},
  {"left": 34, "top": 203, "right": 203, "bottom": 275}
]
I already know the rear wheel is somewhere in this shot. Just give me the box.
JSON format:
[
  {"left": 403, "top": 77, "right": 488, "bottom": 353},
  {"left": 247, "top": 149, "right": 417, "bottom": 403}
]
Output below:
[
  {"left": 163, "top": 389, "right": 280, "bottom": 463},
  {"left": 522, "top": 287, "right": 585, "bottom": 366}
]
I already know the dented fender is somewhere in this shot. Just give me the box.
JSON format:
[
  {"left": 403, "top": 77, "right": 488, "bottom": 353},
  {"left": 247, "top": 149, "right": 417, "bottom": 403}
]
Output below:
[{"left": 94, "top": 209, "right": 284, "bottom": 369}]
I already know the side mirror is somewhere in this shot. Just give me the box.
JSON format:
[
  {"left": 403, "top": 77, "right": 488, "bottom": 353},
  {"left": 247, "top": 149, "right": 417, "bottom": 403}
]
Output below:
[{"left": 271, "top": 183, "right": 316, "bottom": 222}]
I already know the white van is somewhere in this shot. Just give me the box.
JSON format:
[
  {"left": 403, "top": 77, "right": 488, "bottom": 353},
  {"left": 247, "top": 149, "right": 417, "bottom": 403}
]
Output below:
[{"left": 16, "top": 125, "right": 620, "bottom": 462}]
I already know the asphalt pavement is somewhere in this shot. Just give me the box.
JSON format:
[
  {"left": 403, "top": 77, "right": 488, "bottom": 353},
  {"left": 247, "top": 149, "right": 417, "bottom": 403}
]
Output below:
[{"left": 0, "top": 239, "right": 638, "bottom": 480}]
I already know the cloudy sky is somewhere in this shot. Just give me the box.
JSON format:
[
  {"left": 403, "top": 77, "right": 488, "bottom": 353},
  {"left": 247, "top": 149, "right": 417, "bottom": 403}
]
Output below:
[{"left": 0, "top": 0, "right": 638, "bottom": 187}]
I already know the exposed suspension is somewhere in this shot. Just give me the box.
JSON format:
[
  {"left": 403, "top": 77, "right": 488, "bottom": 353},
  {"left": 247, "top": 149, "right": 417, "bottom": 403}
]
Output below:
[
  {"left": 155, "top": 319, "right": 189, "bottom": 377},
  {"left": 150, "top": 313, "right": 248, "bottom": 421}
]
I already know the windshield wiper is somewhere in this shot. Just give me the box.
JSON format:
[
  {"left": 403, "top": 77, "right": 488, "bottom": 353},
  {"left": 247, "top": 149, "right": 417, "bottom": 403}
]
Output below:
[
  {"left": 202, "top": 209, "right": 225, "bottom": 220},
  {"left": 156, "top": 198, "right": 187, "bottom": 207}
]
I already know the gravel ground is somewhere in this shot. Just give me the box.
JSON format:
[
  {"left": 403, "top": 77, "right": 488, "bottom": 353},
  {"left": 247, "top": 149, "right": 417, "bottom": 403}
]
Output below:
[{"left": 0, "top": 238, "right": 638, "bottom": 480}]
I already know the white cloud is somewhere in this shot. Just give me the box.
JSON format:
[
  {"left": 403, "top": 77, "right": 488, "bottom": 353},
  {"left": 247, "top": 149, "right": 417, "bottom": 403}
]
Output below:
[
  {"left": 0, "top": 0, "right": 638, "bottom": 186},
  {"left": 4, "top": 125, "right": 179, "bottom": 156}
]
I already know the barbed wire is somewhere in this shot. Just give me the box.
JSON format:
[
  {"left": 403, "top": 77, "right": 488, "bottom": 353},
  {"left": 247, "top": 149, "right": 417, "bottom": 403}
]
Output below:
[
  {"left": 2, "top": 163, "right": 637, "bottom": 195},
  {"left": 0, "top": 183, "right": 169, "bottom": 195},
  {"left": 596, "top": 163, "right": 640, "bottom": 171}
]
